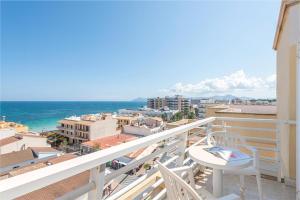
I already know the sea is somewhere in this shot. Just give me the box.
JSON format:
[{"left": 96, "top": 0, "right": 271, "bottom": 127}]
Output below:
[{"left": 0, "top": 101, "right": 146, "bottom": 132}]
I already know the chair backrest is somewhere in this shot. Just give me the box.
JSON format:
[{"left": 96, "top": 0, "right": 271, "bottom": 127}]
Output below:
[
  {"left": 157, "top": 162, "right": 205, "bottom": 200},
  {"left": 207, "top": 131, "right": 247, "bottom": 149}
]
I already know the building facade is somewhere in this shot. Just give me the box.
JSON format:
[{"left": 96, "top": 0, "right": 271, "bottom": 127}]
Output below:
[
  {"left": 147, "top": 97, "right": 166, "bottom": 109},
  {"left": 57, "top": 113, "right": 118, "bottom": 145},
  {"left": 147, "top": 95, "right": 190, "bottom": 112},
  {"left": 273, "top": 0, "right": 300, "bottom": 189}
]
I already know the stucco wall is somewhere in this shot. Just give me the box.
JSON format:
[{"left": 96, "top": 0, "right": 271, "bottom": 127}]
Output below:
[
  {"left": 0, "top": 136, "right": 49, "bottom": 155},
  {"left": 276, "top": 3, "right": 300, "bottom": 180},
  {"left": 90, "top": 118, "right": 118, "bottom": 140}
]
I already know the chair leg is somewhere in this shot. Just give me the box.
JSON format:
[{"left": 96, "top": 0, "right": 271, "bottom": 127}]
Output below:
[
  {"left": 256, "top": 173, "right": 263, "bottom": 200},
  {"left": 239, "top": 175, "right": 246, "bottom": 200}
]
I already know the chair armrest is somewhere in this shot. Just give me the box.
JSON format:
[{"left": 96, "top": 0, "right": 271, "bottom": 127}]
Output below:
[
  {"left": 171, "top": 166, "right": 196, "bottom": 189},
  {"left": 244, "top": 145, "right": 260, "bottom": 169}
]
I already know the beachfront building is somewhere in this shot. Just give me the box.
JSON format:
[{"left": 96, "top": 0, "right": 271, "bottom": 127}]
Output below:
[
  {"left": 0, "top": 129, "right": 50, "bottom": 155},
  {"left": 57, "top": 113, "right": 118, "bottom": 145},
  {"left": 148, "top": 95, "right": 190, "bottom": 112},
  {"left": 0, "top": 120, "right": 28, "bottom": 133}
]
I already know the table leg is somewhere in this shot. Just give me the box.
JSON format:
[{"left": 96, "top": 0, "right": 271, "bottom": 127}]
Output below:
[{"left": 213, "top": 168, "right": 223, "bottom": 197}]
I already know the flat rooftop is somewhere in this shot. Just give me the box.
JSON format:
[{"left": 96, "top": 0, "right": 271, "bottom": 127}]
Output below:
[{"left": 211, "top": 105, "right": 276, "bottom": 115}]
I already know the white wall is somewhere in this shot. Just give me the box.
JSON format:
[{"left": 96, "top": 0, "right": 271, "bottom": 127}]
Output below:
[
  {"left": 276, "top": 3, "right": 300, "bottom": 180},
  {"left": 89, "top": 118, "right": 118, "bottom": 140},
  {"left": 0, "top": 136, "right": 49, "bottom": 155},
  {"left": 123, "top": 125, "right": 161, "bottom": 136},
  {"left": 0, "top": 129, "right": 16, "bottom": 140}
]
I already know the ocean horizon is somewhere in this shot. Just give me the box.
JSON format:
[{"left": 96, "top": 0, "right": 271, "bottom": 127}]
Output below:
[{"left": 0, "top": 101, "right": 146, "bottom": 132}]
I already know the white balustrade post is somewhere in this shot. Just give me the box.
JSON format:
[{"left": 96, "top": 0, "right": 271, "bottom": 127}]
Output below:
[
  {"left": 176, "top": 132, "right": 188, "bottom": 166},
  {"left": 276, "top": 121, "right": 282, "bottom": 182},
  {"left": 296, "top": 41, "right": 300, "bottom": 200},
  {"left": 88, "top": 164, "right": 106, "bottom": 200}
]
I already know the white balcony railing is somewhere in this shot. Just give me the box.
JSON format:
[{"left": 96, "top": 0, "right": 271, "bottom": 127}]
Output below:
[{"left": 0, "top": 117, "right": 290, "bottom": 200}]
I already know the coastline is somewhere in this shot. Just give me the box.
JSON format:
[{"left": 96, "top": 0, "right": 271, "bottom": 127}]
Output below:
[{"left": 0, "top": 101, "right": 146, "bottom": 132}]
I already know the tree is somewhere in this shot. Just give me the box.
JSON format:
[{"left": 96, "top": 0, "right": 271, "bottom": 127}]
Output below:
[
  {"left": 187, "top": 112, "right": 196, "bottom": 119},
  {"left": 194, "top": 108, "right": 199, "bottom": 118},
  {"left": 171, "top": 112, "right": 183, "bottom": 122},
  {"left": 183, "top": 108, "right": 189, "bottom": 118},
  {"left": 60, "top": 138, "right": 68, "bottom": 150},
  {"left": 161, "top": 113, "right": 168, "bottom": 122}
]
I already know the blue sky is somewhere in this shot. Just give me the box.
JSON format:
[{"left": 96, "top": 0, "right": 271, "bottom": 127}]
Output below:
[{"left": 1, "top": 1, "right": 280, "bottom": 101}]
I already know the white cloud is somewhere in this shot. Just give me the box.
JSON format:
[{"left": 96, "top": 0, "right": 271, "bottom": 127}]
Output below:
[{"left": 161, "top": 70, "right": 276, "bottom": 97}]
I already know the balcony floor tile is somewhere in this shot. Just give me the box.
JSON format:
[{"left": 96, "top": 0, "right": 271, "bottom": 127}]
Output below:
[{"left": 194, "top": 170, "right": 296, "bottom": 200}]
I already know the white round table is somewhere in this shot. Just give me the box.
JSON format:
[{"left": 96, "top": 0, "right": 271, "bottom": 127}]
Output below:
[{"left": 188, "top": 145, "right": 252, "bottom": 197}]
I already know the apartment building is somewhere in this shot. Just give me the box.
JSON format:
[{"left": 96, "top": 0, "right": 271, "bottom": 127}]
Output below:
[
  {"left": 114, "top": 116, "right": 139, "bottom": 130},
  {"left": 148, "top": 95, "right": 190, "bottom": 112},
  {"left": 57, "top": 113, "right": 117, "bottom": 145},
  {"left": 147, "top": 97, "right": 166, "bottom": 109}
]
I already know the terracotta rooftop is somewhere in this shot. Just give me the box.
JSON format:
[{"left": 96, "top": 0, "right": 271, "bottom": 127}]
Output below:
[
  {"left": 82, "top": 134, "right": 137, "bottom": 149},
  {"left": 8, "top": 162, "right": 46, "bottom": 177},
  {"left": 11, "top": 154, "right": 90, "bottom": 200},
  {"left": 46, "top": 154, "right": 77, "bottom": 165},
  {"left": 0, "top": 148, "right": 35, "bottom": 168},
  {"left": 126, "top": 148, "right": 146, "bottom": 159},
  {"left": 8, "top": 154, "right": 77, "bottom": 177},
  {"left": 0, "top": 136, "right": 21, "bottom": 147}
]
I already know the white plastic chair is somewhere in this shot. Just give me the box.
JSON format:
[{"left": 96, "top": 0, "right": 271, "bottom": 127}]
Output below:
[
  {"left": 157, "top": 161, "right": 239, "bottom": 200},
  {"left": 207, "top": 131, "right": 263, "bottom": 200}
]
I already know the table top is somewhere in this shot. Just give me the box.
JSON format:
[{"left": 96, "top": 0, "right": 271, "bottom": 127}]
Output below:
[{"left": 188, "top": 145, "right": 252, "bottom": 170}]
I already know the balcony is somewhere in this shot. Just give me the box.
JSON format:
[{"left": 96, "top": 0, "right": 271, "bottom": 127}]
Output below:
[{"left": 0, "top": 117, "right": 296, "bottom": 200}]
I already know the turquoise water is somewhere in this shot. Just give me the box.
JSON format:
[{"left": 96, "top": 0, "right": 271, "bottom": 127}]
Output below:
[{"left": 0, "top": 101, "right": 146, "bottom": 132}]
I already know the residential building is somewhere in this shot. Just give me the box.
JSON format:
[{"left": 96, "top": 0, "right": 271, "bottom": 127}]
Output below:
[
  {"left": 114, "top": 116, "right": 138, "bottom": 130},
  {"left": 122, "top": 117, "right": 164, "bottom": 136},
  {"left": 147, "top": 97, "right": 166, "bottom": 109},
  {"left": 165, "top": 95, "right": 190, "bottom": 112},
  {"left": 118, "top": 107, "right": 177, "bottom": 121},
  {"left": 57, "top": 113, "right": 118, "bottom": 145},
  {"left": 0, "top": 130, "right": 50, "bottom": 155},
  {"left": 148, "top": 95, "right": 190, "bottom": 112},
  {"left": 273, "top": 0, "right": 300, "bottom": 190}
]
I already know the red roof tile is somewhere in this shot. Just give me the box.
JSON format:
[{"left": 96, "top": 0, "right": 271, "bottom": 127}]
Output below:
[{"left": 82, "top": 134, "right": 137, "bottom": 149}]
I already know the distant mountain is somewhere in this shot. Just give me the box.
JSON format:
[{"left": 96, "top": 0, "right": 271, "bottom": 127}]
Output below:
[
  {"left": 211, "top": 95, "right": 254, "bottom": 101},
  {"left": 211, "top": 95, "right": 237, "bottom": 101},
  {"left": 131, "top": 97, "right": 147, "bottom": 102}
]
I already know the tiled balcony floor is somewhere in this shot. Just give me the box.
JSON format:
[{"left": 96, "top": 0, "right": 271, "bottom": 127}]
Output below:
[{"left": 194, "top": 169, "right": 296, "bottom": 200}]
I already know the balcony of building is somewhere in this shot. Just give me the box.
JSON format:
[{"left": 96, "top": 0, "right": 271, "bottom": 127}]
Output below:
[{"left": 0, "top": 117, "right": 297, "bottom": 200}]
